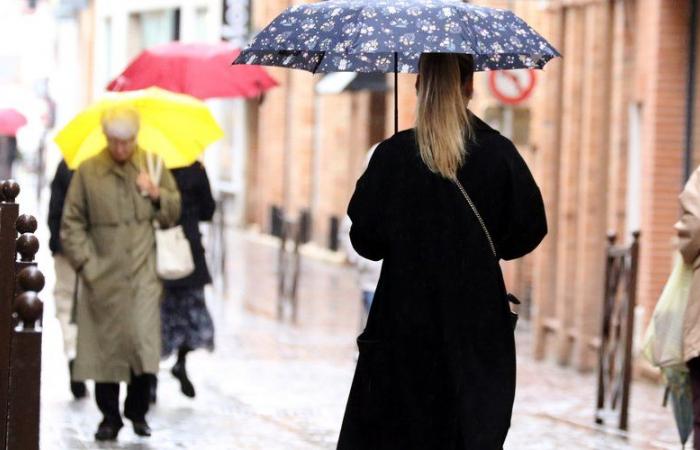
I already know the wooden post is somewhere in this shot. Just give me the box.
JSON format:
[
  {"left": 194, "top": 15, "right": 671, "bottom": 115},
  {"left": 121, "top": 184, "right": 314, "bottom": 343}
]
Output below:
[
  {"left": 0, "top": 180, "right": 20, "bottom": 448},
  {"left": 7, "top": 214, "right": 43, "bottom": 450},
  {"left": 7, "top": 291, "right": 42, "bottom": 450},
  {"left": 595, "top": 233, "right": 616, "bottom": 424}
]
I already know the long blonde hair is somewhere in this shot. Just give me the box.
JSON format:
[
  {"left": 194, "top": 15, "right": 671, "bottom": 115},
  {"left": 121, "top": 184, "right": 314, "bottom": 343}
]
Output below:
[{"left": 415, "top": 53, "right": 475, "bottom": 180}]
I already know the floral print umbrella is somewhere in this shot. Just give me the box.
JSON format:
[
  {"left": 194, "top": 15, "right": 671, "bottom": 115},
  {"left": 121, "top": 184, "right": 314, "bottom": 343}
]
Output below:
[{"left": 233, "top": 0, "right": 560, "bottom": 74}]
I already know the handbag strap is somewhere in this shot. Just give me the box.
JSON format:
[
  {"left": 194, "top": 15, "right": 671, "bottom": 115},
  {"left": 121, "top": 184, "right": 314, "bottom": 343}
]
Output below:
[{"left": 454, "top": 179, "right": 497, "bottom": 259}]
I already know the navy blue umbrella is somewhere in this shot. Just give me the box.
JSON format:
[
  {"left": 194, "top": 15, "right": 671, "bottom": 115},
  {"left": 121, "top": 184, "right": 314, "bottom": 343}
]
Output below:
[{"left": 234, "top": 0, "right": 560, "bottom": 131}]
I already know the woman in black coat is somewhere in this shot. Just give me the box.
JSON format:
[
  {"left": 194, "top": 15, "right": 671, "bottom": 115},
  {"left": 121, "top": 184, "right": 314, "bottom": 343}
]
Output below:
[
  {"left": 160, "top": 161, "right": 216, "bottom": 398},
  {"left": 337, "top": 54, "right": 547, "bottom": 450}
]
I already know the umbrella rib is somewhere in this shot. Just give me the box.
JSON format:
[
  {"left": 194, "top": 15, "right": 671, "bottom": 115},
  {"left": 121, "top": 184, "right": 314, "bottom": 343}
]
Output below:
[{"left": 312, "top": 51, "right": 326, "bottom": 74}]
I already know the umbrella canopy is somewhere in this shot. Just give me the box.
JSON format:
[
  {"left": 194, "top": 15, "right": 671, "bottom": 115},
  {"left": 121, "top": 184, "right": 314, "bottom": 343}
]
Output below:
[
  {"left": 54, "top": 87, "right": 224, "bottom": 169},
  {"left": 233, "top": 0, "right": 560, "bottom": 73},
  {"left": 0, "top": 108, "right": 27, "bottom": 137},
  {"left": 109, "top": 42, "right": 278, "bottom": 99},
  {"left": 663, "top": 367, "right": 694, "bottom": 446}
]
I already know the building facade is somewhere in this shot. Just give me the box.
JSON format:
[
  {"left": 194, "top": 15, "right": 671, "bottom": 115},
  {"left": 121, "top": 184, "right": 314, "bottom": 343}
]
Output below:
[
  {"left": 244, "top": 0, "right": 700, "bottom": 373},
  {"left": 524, "top": 0, "right": 699, "bottom": 371}
]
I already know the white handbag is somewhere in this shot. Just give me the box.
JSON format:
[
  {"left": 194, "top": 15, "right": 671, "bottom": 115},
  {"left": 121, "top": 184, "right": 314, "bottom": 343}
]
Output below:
[
  {"left": 144, "top": 152, "right": 195, "bottom": 280},
  {"left": 155, "top": 224, "right": 195, "bottom": 280}
]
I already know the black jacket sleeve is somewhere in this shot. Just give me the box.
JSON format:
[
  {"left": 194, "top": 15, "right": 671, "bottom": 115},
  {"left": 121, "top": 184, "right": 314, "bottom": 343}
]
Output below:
[
  {"left": 495, "top": 140, "right": 548, "bottom": 261},
  {"left": 347, "top": 143, "right": 392, "bottom": 261},
  {"left": 47, "top": 160, "right": 73, "bottom": 254}
]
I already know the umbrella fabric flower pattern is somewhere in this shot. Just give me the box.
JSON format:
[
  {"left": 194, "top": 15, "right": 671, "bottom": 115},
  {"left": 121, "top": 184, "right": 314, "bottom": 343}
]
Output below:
[{"left": 234, "top": 0, "right": 560, "bottom": 74}]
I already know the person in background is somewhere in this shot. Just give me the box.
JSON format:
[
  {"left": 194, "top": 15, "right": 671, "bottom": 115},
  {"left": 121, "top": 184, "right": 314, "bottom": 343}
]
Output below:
[
  {"left": 48, "top": 158, "right": 85, "bottom": 399},
  {"left": 158, "top": 161, "right": 216, "bottom": 399},
  {"left": 675, "top": 166, "right": 700, "bottom": 450},
  {"left": 0, "top": 136, "right": 17, "bottom": 180},
  {"left": 340, "top": 144, "right": 382, "bottom": 331},
  {"left": 61, "top": 105, "right": 181, "bottom": 441}
]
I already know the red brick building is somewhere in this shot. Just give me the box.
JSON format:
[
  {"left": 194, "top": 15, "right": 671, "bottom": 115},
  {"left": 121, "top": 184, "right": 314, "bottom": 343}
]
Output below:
[{"left": 244, "top": 0, "right": 699, "bottom": 371}]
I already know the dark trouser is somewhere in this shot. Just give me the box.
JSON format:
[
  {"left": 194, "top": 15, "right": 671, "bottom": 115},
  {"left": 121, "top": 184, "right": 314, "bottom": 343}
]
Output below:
[
  {"left": 95, "top": 372, "right": 151, "bottom": 425},
  {"left": 688, "top": 357, "right": 700, "bottom": 449}
]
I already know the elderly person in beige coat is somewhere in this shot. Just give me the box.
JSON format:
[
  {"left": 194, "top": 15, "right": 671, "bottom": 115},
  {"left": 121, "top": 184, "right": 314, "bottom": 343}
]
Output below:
[
  {"left": 675, "top": 166, "right": 700, "bottom": 450},
  {"left": 61, "top": 106, "right": 181, "bottom": 441}
]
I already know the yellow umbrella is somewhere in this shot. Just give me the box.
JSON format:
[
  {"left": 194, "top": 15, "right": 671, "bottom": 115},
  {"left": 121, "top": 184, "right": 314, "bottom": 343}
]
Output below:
[{"left": 54, "top": 87, "right": 224, "bottom": 169}]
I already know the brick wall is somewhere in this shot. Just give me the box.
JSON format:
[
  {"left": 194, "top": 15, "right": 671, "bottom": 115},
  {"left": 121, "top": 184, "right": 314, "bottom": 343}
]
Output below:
[
  {"left": 525, "top": 0, "right": 696, "bottom": 371},
  {"left": 637, "top": 0, "right": 689, "bottom": 322}
]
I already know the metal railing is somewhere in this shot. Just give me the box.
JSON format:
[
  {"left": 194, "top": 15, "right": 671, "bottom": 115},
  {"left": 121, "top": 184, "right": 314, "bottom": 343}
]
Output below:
[{"left": 594, "top": 231, "right": 640, "bottom": 431}]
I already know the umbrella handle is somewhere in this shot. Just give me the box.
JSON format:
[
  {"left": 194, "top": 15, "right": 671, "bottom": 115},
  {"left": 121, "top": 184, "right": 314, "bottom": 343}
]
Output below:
[
  {"left": 394, "top": 52, "right": 398, "bottom": 135},
  {"left": 663, "top": 385, "right": 670, "bottom": 407}
]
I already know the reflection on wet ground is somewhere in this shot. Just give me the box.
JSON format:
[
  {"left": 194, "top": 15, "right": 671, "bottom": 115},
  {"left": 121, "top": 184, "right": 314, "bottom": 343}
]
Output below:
[{"left": 39, "top": 230, "right": 678, "bottom": 449}]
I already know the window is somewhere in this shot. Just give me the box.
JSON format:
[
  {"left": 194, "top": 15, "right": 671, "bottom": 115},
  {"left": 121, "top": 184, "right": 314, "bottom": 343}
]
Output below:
[
  {"left": 194, "top": 7, "right": 208, "bottom": 41},
  {"left": 103, "top": 17, "right": 112, "bottom": 82},
  {"left": 128, "top": 9, "right": 179, "bottom": 56}
]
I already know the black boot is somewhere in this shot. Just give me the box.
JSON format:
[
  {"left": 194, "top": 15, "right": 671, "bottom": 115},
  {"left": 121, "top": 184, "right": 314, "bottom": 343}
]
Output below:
[
  {"left": 69, "top": 359, "right": 87, "bottom": 400},
  {"left": 148, "top": 374, "right": 157, "bottom": 404},
  {"left": 94, "top": 418, "right": 122, "bottom": 441},
  {"left": 132, "top": 420, "right": 152, "bottom": 437},
  {"left": 172, "top": 347, "right": 195, "bottom": 398}
]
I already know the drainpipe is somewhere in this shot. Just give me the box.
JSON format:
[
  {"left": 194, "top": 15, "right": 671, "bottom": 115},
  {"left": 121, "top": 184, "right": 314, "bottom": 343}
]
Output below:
[{"left": 684, "top": 0, "right": 698, "bottom": 182}]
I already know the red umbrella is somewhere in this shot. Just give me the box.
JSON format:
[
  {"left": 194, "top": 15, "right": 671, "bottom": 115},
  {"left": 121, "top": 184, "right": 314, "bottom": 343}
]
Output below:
[
  {"left": 107, "top": 42, "right": 278, "bottom": 100},
  {"left": 0, "top": 109, "right": 27, "bottom": 137}
]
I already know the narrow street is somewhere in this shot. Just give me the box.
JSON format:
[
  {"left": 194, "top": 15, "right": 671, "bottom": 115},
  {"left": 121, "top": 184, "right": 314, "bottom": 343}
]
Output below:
[{"left": 35, "top": 224, "right": 681, "bottom": 449}]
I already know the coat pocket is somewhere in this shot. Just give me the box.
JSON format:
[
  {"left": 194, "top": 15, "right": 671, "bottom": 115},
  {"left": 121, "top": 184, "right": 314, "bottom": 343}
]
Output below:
[
  {"left": 81, "top": 257, "right": 103, "bottom": 286},
  {"left": 355, "top": 334, "right": 386, "bottom": 416}
]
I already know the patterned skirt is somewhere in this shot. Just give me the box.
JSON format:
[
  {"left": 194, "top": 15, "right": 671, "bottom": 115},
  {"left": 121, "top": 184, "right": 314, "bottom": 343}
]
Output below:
[{"left": 161, "top": 286, "right": 215, "bottom": 358}]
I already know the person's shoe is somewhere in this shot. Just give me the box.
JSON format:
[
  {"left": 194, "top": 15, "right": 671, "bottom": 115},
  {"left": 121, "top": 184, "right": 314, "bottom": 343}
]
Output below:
[
  {"left": 171, "top": 363, "right": 196, "bottom": 398},
  {"left": 132, "top": 420, "right": 152, "bottom": 437},
  {"left": 94, "top": 420, "right": 122, "bottom": 441},
  {"left": 68, "top": 360, "right": 87, "bottom": 400}
]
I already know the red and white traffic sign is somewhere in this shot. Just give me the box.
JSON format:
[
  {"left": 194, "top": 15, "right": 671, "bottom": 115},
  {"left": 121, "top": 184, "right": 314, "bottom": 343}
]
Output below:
[{"left": 488, "top": 69, "right": 537, "bottom": 105}]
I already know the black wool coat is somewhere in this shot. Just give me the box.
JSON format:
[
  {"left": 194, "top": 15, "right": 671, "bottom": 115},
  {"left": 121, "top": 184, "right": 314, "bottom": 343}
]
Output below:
[
  {"left": 163, "top": 162, "right": 216, "bottom": 289},
  {"left": 337, "top": 116, "right": 547, "bottom": 450}
]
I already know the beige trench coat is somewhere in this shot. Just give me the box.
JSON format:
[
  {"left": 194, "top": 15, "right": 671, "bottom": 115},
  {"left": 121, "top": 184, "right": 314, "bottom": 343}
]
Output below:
[
  {"left": 61, "top": 149, "right": 181, "bottom": 382},
  {"left": 676, "top": 167, "right": 700, "bottom": 363}
]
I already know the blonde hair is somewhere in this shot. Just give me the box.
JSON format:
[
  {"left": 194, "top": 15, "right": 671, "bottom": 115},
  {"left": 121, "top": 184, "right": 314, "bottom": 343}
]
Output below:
[
  {"left": 101, "top": 104, "right": 140, "bottom": 140},
  {"left": 415, "top": 53, "right": 474, "bottom": 180}
]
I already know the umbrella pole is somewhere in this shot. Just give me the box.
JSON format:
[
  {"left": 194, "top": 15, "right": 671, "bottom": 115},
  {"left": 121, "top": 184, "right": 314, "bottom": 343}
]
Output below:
[{"left": 394, "top": 52, "right": 398, "bottom": 135}]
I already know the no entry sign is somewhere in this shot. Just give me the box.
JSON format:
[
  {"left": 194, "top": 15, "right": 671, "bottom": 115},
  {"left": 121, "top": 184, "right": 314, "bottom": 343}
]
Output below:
[{"left": 488, "top": 69, "right": 537, "bottom": 105}]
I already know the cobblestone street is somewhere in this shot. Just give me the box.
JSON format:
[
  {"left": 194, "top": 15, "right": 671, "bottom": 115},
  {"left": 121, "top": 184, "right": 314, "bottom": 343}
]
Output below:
[{"left": 36, "top": 226, "right": 681, "bottom": 449}]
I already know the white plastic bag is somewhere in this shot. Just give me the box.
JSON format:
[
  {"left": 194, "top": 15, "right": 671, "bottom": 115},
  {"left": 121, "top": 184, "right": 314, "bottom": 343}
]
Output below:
[{"left": 642, "top": 253, "right": 694, "bottom": 368}]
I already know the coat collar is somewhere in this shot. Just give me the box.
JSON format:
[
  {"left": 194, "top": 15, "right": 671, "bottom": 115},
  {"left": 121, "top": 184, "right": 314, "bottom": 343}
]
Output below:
[
  {"left": 469, "top": 112, "right": 499, "bottom": 136},
  {"left": 95, "top": 148, "right": 144, "bottom": 176}
]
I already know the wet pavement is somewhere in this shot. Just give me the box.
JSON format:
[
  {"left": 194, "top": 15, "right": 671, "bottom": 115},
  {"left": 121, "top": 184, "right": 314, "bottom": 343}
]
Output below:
[{"left": 34, "top": 223, "right": 681, "bottom": 449}]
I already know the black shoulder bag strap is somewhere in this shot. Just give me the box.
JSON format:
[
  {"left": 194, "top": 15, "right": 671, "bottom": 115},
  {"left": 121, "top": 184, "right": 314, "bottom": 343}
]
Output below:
[{"left": 453, "top": 179, "right": 519, "bottom": 330}]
